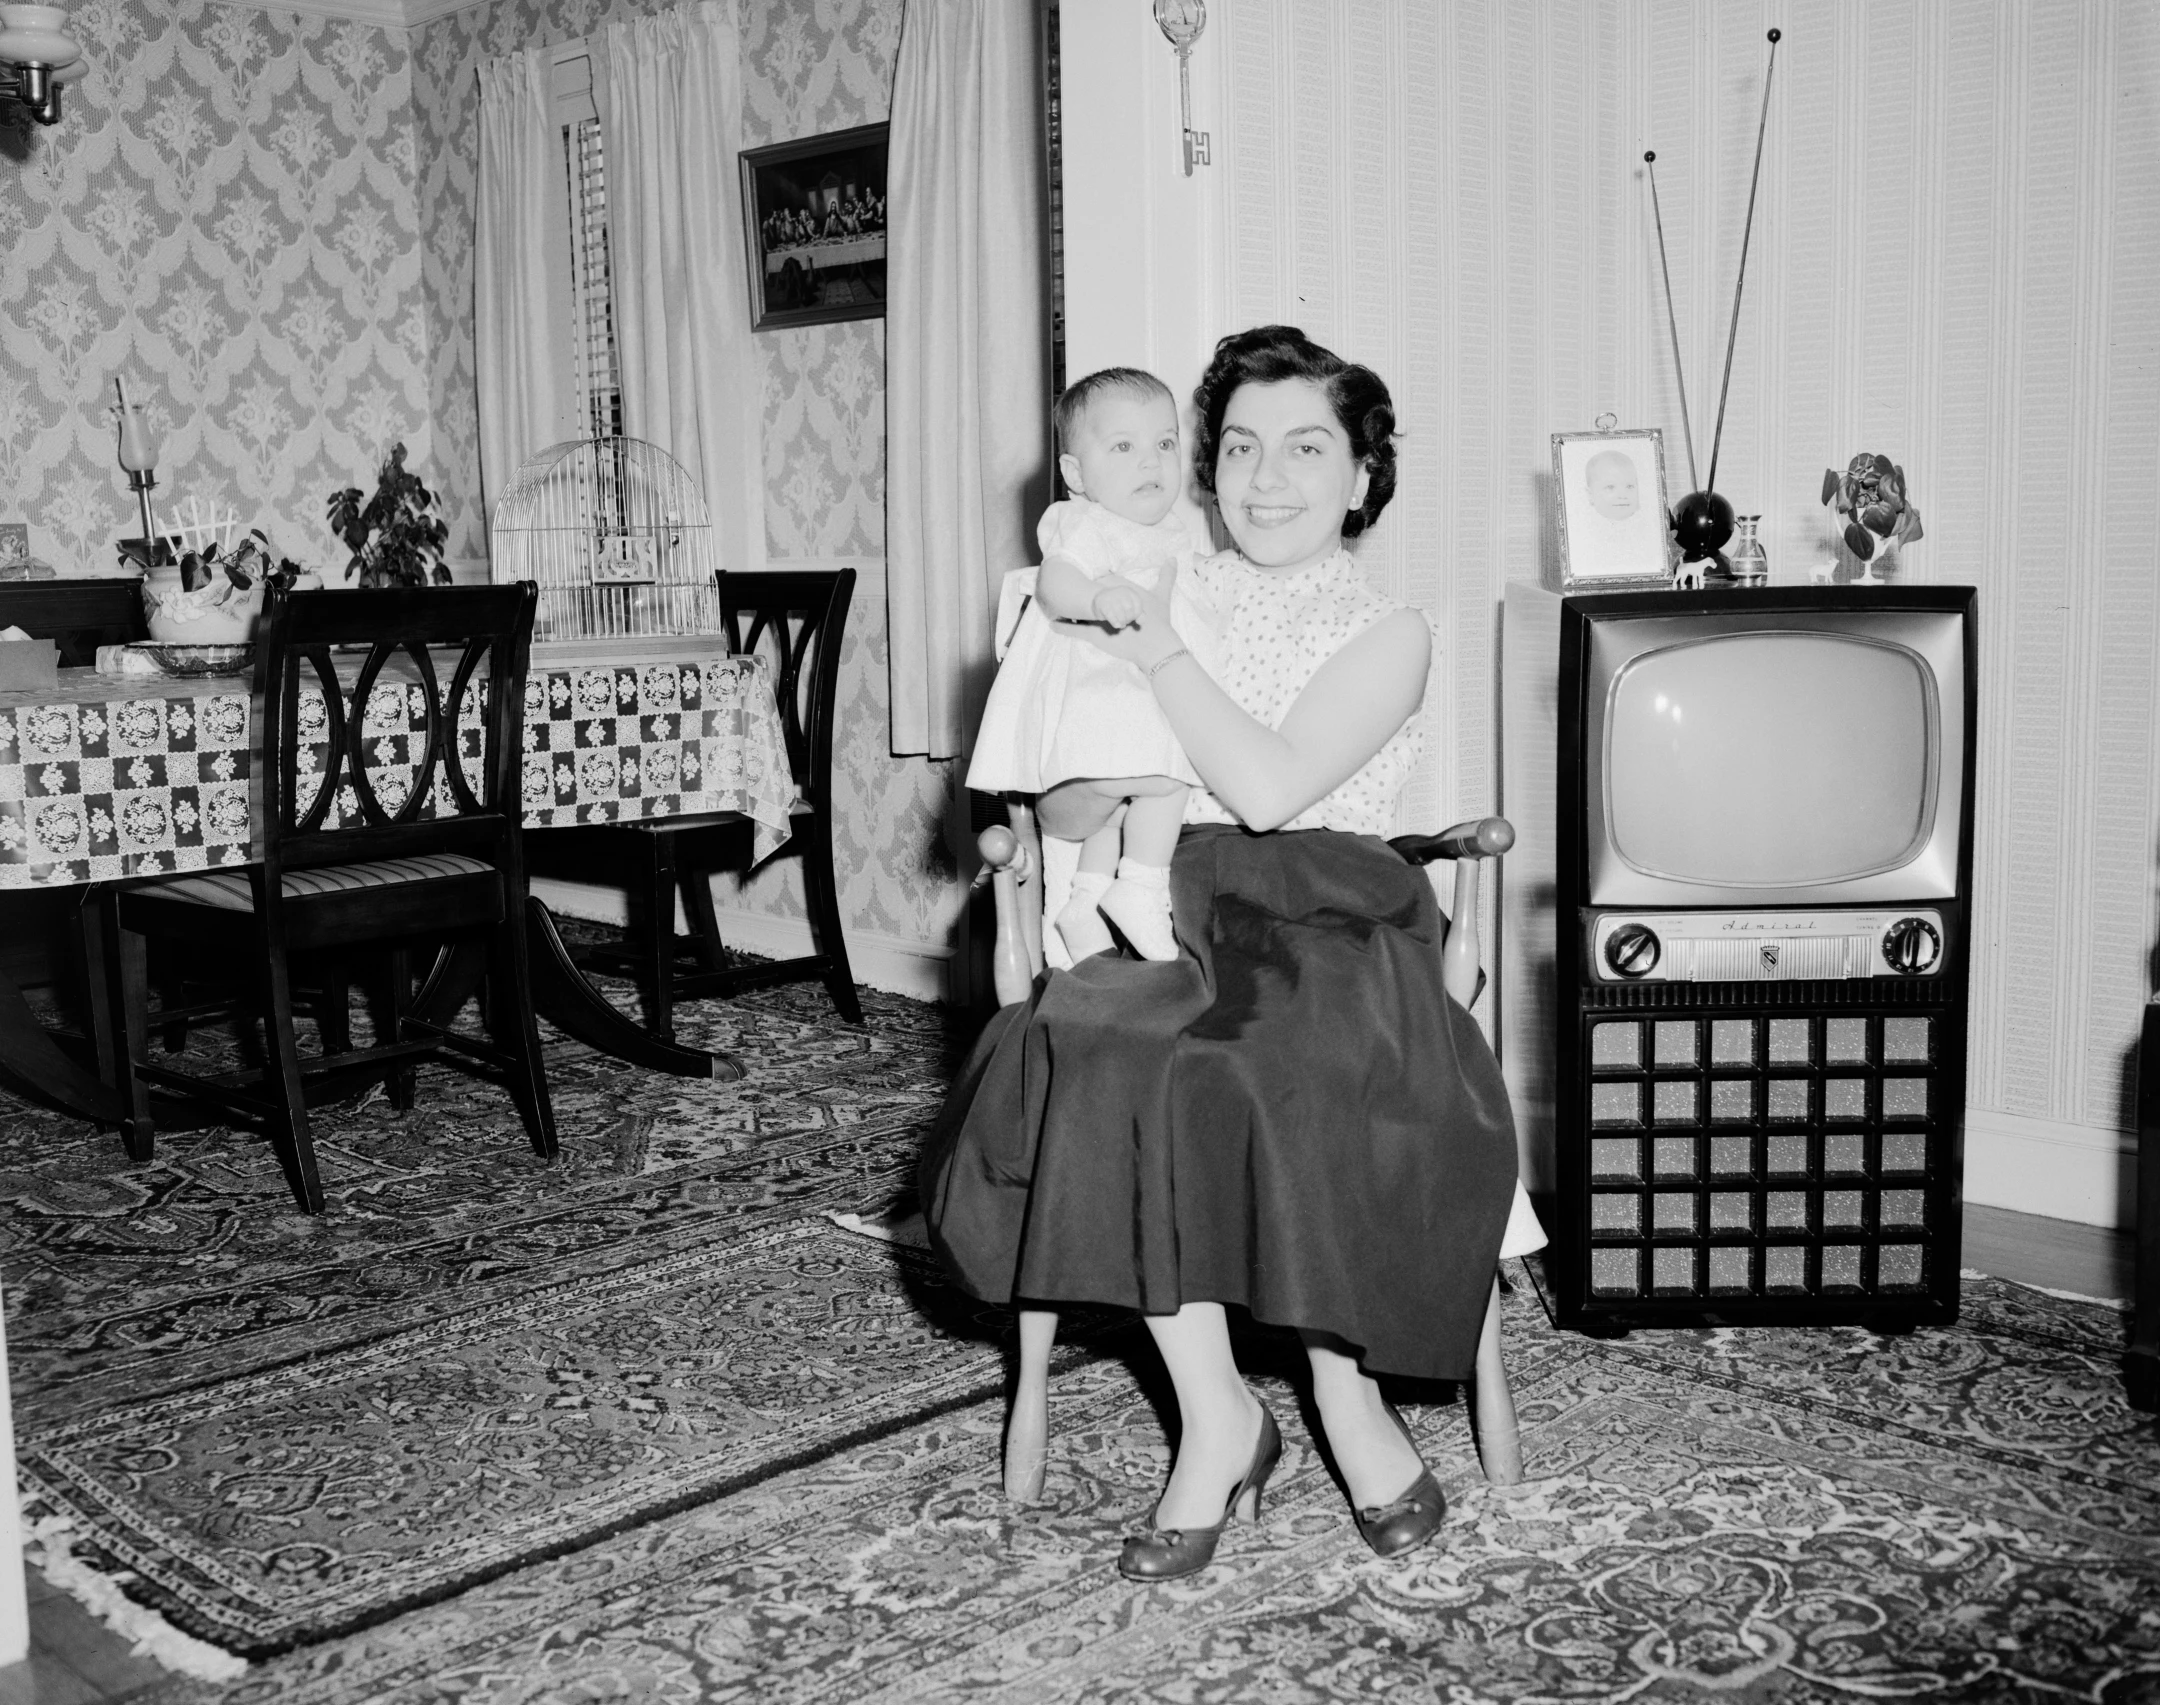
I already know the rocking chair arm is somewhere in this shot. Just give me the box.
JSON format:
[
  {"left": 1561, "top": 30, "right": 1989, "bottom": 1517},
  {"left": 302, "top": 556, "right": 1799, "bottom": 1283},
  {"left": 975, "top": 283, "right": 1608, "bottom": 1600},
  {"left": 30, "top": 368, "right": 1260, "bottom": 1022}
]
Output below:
[
  {"left": 1389, "top": 816, "right": 1512, "bottom": 1010},
  {"left": 1389, "top": 816, "right": 1515, "bottom": 866}
]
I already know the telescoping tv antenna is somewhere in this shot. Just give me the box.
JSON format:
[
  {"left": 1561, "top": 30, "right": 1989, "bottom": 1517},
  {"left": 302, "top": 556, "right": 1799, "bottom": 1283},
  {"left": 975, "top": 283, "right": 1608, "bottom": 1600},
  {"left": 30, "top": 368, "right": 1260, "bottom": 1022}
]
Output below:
[{"left": 1646, "top": 27, "right": 1781, "bottom": 578}]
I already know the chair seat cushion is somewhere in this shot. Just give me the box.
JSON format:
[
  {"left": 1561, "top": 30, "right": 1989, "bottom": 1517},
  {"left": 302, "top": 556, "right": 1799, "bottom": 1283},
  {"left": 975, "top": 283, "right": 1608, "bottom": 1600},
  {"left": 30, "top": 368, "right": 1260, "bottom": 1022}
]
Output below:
[{"left": 147, "top": 853, "right": 498, "bottom": 912}]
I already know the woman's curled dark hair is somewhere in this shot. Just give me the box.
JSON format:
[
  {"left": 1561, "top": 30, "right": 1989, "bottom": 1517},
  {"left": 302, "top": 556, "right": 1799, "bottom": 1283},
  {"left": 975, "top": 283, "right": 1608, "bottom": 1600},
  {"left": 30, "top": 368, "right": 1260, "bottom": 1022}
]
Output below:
[{"left": 1191, "top": 325, "right": 1398, "bottom": 538}]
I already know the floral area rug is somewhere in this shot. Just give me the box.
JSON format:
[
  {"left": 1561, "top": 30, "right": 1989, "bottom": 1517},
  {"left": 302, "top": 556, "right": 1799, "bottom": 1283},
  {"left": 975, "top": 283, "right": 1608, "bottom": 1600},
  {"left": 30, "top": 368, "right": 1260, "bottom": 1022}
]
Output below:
[
  {"left": 0, "top": 974, "right": 985, "bottom": 1657},
  {"left": 7, "top": 969, "right": 2159, "bottom": 1701},
  {"left": 120, "top": 1258, "right": 2160, "bottom": 1704}
]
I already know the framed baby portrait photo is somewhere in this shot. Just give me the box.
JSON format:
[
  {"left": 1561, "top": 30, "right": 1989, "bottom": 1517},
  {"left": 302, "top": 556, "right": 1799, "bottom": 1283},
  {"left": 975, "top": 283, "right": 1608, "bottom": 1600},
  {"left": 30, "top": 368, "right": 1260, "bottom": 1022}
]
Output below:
[{"left": 1552, "top": 428, "right": 1673, "bottom": 589}]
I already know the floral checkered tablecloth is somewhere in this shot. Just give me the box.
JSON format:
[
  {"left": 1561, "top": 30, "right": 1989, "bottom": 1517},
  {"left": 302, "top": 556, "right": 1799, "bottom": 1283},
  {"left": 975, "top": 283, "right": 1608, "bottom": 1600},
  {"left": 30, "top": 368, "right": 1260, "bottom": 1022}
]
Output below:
[{"left": 0, "top": 654, "right": 798, "bottom": 890}]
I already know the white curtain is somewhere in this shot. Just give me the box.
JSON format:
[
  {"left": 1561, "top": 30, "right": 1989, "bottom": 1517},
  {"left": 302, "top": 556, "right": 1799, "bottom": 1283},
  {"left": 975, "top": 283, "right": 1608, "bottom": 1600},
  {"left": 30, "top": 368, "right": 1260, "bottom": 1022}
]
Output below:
[
  {"left": 474, "top": 45, "right": 568, "bottom": 530},
  {"left": 886, "top": 0, "right": 1052, "bottom": 758},
  {"left": 594, "top": 2, "right": 765, "bottom": 580}
]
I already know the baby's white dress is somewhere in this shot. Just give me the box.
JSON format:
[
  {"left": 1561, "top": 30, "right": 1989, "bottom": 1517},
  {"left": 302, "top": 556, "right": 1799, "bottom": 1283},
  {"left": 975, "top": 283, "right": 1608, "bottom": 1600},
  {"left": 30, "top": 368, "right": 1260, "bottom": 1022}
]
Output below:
[{"left": 967, "top": 499, "right": 1220, "bottom": 795}]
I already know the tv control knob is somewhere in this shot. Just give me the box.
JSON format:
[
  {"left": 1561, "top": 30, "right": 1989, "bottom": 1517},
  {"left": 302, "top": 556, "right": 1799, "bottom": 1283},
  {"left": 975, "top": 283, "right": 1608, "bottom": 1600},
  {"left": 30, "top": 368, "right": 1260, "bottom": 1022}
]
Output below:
[
  {"left": 1604, "top": 923, "right": 1661, "bottom": 979},
  {"left": 1881, "top": 916, "right": 1942, "bottom": 975}
]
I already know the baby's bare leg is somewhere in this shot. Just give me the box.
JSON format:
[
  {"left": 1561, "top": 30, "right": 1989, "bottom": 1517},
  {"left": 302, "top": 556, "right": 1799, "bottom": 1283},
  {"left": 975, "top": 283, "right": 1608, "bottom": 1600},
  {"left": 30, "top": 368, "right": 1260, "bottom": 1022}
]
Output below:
[
  {"left": 1100, "top": 778, "right": 1187, "bottom": 961},
  {"left": 1118, "top": 784, "right": 1188, "bottom": 866},
  {"left": 1036, "top": 777, "right": 1128, "bottom": 844},
  {"left": 1038, "top": 783, "right": 1125, "bottom": 962},
  {"left": 1076, "top": 821, "right": 1120, "bottom": 876},
  {"left": 1057, "top": 819, "right": 1119, "bottom": 960}
]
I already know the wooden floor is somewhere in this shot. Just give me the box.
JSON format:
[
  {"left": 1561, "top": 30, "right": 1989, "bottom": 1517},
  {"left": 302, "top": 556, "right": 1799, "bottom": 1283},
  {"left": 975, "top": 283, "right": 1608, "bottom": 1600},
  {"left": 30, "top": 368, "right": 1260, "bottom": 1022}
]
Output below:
[
  {"left": 0, "top": 1205, "right": 2138, "bottom": 1705},
  {"left": 1964, "top": 1202, "right": 2136, "bottom": 1304},
  {"left": 0, "top": 1569, "right": 169, "bottom": 1705}
]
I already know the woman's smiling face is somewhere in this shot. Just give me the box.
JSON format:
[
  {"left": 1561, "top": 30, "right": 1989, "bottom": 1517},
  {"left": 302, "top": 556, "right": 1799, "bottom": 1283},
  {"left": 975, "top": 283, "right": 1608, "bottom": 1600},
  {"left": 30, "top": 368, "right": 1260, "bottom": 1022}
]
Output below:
[{"left": 1213, "top": 379, "right": 1371, "bottom": 571}]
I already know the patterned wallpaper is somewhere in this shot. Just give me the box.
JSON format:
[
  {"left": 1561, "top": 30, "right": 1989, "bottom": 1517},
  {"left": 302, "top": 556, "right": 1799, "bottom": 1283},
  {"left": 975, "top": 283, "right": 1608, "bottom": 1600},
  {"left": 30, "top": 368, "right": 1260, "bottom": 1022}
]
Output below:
[
  {"left": 0, "top": 0, "right": 431, "bottom": 577},
  {"left": 410, "top": 0, "right": 966, "bottom": 963},
  {"left": 1211, "top": 1, "right": 2158, "bottom": 1189}
]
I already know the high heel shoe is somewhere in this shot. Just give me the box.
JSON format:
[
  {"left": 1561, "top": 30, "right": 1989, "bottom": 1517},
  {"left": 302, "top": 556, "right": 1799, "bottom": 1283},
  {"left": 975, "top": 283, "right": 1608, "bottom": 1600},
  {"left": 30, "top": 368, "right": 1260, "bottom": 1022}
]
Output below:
[
  {"left": 1118, "top": 1405, "right": 1282, "bottom": 1582},
  {"left": 1350, "top": 1404, "right": 1445, "bottom": 1558}
]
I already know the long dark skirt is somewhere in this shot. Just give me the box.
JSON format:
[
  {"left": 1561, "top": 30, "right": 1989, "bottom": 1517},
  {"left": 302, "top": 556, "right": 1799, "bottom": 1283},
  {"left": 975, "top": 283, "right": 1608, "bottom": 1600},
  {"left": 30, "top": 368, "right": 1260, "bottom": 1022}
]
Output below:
[{"left": 918, "top": 824, "right": 1518, "bottom": 1381}]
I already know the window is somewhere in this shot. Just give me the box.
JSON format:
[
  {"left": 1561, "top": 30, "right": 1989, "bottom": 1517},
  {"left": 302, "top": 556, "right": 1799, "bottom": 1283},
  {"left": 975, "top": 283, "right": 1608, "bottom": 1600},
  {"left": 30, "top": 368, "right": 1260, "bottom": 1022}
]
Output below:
[
  {"left": 541, "top": 50, "right": 624, "bottom": 446},
  {"left": 564, "top": 110, "right": 622, "bottom": 442}
]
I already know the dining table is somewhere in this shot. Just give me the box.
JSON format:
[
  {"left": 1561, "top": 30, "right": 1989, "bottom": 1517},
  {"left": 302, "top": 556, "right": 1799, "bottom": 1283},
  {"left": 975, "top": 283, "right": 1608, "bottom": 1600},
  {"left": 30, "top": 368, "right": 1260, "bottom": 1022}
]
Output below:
[{"left": 0, "top": 635, "right": 800, "bottom": 1125}]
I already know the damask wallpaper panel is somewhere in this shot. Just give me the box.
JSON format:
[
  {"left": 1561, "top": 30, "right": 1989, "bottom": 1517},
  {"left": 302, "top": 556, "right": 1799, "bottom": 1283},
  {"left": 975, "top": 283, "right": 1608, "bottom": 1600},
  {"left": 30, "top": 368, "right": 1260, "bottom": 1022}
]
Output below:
[{"left": 0, "top": 0, "right": 431, "bottom": 576}]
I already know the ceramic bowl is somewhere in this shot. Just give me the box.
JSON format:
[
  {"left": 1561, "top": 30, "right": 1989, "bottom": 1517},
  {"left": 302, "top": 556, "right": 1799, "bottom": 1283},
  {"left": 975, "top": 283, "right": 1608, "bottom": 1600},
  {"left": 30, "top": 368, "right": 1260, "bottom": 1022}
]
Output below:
[{"left": 145, "top": 583, "right": 263, "bottom": 645}]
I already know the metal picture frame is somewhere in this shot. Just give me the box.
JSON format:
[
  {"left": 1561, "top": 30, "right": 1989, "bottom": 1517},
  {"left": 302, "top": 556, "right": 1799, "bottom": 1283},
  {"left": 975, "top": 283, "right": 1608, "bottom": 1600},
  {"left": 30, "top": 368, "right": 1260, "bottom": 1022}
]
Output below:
[
  {"left": 739, "top": 122, "right": 889, "bottom": 332},
  {"left": 1552, "top": 427, "right": 1675, "bottom": 589}
]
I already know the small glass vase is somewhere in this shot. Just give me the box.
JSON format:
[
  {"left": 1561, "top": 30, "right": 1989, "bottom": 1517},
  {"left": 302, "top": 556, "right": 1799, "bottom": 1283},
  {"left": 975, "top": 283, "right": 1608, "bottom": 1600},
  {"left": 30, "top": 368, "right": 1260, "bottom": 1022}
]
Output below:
[
  {"left": 1855, "top": 534, "right": 1898, "bottom": 585},
  {"left": 1729, "top": 515, "right": 1769, "bottom": 586}
]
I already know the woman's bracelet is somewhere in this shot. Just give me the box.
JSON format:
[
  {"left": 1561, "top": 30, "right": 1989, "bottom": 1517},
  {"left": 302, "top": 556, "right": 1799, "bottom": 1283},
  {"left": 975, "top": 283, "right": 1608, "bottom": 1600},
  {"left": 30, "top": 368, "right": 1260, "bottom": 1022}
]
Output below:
[{"left": 1146, "top": 647, "right": 1192, "bottom": 682}]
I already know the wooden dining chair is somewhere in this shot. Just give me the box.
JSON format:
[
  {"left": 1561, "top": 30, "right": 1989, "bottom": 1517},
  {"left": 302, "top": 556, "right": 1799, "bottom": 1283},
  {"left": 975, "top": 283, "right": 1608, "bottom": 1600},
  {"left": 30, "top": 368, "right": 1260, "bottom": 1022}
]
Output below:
[
  {"left": 109, "top": 583, "right": 557, "bottom": 1213},
  {"left": 973, "top": 803, "right": 1542, "bottom": 1503},
  {"left": 525, "top": 568, "right": 862, "bottom": 1034}
]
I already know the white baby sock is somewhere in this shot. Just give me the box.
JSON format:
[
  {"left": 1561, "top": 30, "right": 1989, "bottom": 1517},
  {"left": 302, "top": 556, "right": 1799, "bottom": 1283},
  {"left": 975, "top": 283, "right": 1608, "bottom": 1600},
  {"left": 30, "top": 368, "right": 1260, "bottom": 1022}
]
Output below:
[
  {"left": 1098, "top": 859, "right": 1177, "bottom": 961},
  {"left": 1036, "top": 832, "right": 1082, "bottom": 970},
  {"left": 1056, "top": 870, "right": 1116, "bottom": 962}
]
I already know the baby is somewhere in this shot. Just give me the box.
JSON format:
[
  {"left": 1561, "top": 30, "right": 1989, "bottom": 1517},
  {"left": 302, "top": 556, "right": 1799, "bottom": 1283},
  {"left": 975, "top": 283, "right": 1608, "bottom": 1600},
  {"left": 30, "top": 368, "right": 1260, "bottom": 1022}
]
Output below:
[
  {"left": 1584, "top": 448, "right": 1641, "bottom": 521},
  {"left": 1577, "top": 446, "right": 1665, "bottom": 571},
  {"left": 968, "top": 367, "right": 1218, "bottom": 962}
]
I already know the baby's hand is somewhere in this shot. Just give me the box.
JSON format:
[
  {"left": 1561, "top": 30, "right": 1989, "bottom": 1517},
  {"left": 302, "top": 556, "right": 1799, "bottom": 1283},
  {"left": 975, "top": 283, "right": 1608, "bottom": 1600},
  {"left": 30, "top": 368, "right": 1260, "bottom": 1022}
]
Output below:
[{"left": 1092, "top": 584, "right": 1145, "bottom": 630}]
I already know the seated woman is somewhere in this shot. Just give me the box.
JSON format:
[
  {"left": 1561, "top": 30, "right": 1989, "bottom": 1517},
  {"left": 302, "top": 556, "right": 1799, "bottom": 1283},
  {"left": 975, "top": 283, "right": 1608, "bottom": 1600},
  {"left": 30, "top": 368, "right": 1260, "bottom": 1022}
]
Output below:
[{"left": 920, "top": 324, "right": 1523, "bottom": 1582}]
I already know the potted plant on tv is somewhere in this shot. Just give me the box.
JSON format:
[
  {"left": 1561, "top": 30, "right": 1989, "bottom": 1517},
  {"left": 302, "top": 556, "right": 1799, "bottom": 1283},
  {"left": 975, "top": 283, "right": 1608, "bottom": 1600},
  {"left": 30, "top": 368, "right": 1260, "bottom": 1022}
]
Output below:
[
  {"left": 1821, "top": 453, "right": 1924, "bottom": 585},
  {"left": 327, "top": 442, "right": 451, "bottom": 589}
]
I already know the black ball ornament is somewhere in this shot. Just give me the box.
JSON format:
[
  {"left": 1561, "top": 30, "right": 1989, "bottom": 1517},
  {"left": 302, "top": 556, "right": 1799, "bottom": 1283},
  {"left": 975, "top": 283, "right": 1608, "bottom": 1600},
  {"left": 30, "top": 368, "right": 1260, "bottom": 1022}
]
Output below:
[{"left": 1672, "top": 489, "right": 1736, "bottom": 563}]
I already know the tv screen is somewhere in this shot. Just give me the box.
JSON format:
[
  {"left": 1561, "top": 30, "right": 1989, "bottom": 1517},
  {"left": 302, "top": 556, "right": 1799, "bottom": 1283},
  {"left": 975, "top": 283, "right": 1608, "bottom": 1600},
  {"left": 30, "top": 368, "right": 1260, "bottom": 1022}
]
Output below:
[
  {"left": 1606, "top": 633, "right": 1936, "bottom": 886},
  {"left": 1582, "top": 605, "right": 1969, "bottom": 907}
]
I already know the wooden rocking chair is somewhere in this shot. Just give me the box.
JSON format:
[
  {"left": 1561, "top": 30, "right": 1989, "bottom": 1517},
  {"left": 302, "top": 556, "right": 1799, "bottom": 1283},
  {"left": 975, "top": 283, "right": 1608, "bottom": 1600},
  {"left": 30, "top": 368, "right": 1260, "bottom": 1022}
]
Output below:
[{"left": 972, "top": 801, "right": 1544, "bottom": 1504}]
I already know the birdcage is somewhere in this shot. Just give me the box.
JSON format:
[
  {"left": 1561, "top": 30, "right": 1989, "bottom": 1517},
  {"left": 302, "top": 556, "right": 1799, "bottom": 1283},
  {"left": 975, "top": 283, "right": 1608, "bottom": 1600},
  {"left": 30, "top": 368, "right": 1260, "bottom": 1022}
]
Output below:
[{"left": 488, "top": 438, "right": 722, "bottom": 640}]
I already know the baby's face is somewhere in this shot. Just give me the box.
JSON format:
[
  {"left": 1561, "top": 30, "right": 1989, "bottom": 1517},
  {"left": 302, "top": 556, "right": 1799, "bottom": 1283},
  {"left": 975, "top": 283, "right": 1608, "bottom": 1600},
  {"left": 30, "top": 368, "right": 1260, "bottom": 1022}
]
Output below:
[
  {"left": 1060, "top": 392, "right": 1181, "bottom": 527},
  {"left": 1585, "top": 454, "right": 1640, "bottom": 521}
]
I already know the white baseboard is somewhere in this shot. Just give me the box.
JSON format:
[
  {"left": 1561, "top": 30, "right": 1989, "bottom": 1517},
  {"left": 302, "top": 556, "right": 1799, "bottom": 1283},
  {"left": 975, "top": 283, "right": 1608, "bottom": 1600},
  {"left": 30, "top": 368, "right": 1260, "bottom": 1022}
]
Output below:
[
  {"left": 1963, "top": 1106, "right": 2137, "bottom": 1230},
  {"left": 530, "top": 876, "right": 955, "bottom": 1006}
]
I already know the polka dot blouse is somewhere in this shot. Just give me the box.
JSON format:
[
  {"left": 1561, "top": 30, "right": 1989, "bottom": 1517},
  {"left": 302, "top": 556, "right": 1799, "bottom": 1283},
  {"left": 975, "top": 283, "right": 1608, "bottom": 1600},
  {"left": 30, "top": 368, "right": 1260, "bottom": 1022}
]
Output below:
[{"left": 1181, "top": 549, "right": 1428, "bottom": 838}]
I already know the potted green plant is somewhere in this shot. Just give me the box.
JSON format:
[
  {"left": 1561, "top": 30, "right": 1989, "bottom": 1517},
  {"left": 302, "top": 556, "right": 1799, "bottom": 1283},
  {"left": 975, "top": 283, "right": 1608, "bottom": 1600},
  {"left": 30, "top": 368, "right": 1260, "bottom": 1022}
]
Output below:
[
  {"left": 327, "top": 443, "right": 450, "bottom": 589},
  {"left": 1821, "top": 453, "right": 1924, "bottom": 585},
  {"left": 145, "top": 527, "right": 321, "bottom": 643}
]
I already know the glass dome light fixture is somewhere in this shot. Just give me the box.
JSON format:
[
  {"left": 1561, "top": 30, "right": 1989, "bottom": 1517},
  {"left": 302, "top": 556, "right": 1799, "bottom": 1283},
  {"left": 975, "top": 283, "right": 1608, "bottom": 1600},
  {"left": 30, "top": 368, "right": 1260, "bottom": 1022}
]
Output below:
[
  {"left": 1151, "top": 0, "right": 1206, "bottom": 177},
  {"left": 113, "top": 375, "right": 163, "bottom": 559},
  {"left": 0, "top": 4, "right": 86, "bottom": 127}
]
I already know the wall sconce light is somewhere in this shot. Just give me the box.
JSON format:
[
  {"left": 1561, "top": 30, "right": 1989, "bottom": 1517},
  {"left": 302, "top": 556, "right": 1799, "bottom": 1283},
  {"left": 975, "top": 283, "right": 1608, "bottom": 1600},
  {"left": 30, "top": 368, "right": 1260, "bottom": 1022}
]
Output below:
[
  {"left": 0, "top": 4, "right": 86, "bottom": 127},
  {"left": 1151, "top": 0, "right": 1207, "bottom": 176},
  {"left": 114, "top": 377, "right": 166, "bottom": 564}
]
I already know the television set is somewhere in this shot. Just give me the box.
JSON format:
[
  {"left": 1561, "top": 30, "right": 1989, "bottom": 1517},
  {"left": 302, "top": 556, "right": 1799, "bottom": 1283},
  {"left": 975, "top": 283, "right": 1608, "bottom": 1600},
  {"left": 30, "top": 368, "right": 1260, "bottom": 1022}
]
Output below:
[{"left": 1501, "top": 584, "right": 1977, "bottom": 1330}]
